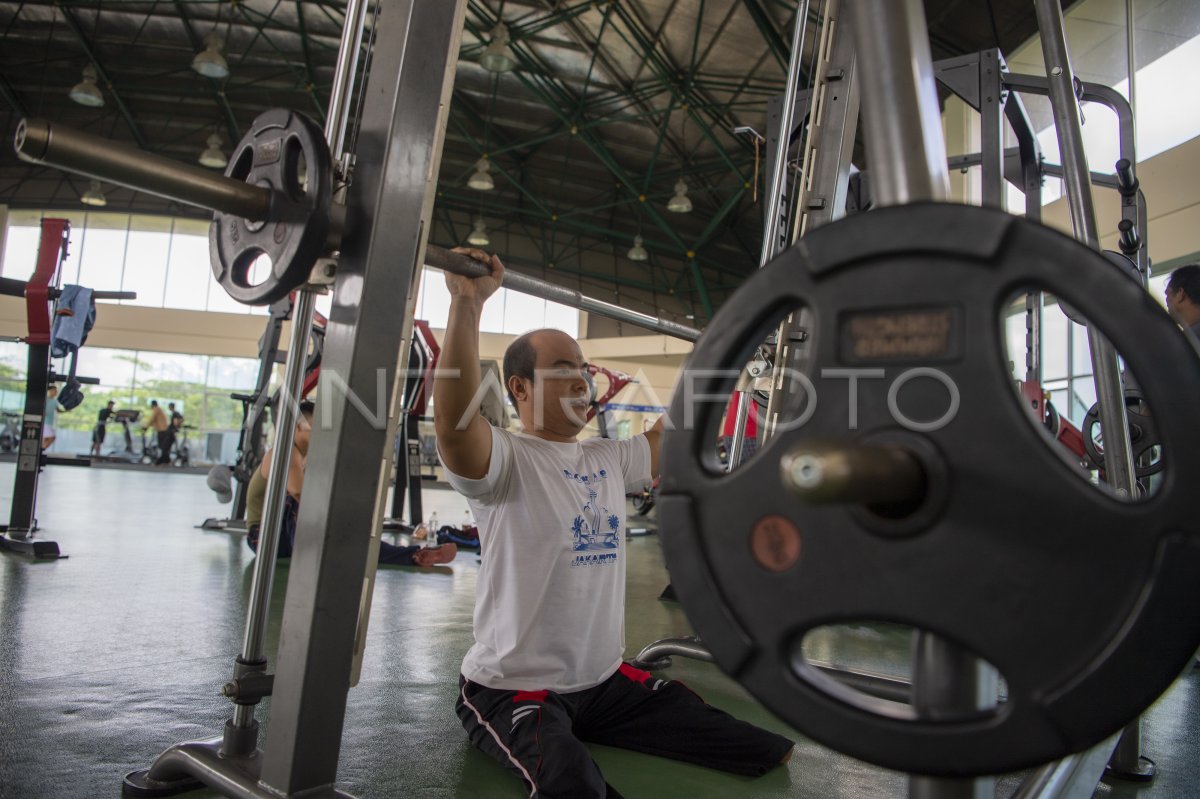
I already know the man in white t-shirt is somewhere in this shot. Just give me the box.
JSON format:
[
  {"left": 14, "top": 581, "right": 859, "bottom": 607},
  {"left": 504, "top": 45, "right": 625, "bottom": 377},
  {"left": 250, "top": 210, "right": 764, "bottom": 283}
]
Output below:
[{"left": 435, "top": 248, "right": 794, "bottom": 798}]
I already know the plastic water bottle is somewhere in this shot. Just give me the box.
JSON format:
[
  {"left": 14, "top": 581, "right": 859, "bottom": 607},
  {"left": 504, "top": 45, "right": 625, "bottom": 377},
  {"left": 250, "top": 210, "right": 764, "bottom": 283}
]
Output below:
[
  {"left": 462, "top": 509, "right": 473, "bottom": 530},
  {"left": 427, "top": 512, "right": 439, "bottom": 546}
]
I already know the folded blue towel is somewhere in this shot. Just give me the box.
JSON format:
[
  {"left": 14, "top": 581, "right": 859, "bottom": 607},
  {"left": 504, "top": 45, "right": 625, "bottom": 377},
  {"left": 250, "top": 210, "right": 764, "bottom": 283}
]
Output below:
[{"left": 51, "top": 285, "right": 96, "bottom": 358}]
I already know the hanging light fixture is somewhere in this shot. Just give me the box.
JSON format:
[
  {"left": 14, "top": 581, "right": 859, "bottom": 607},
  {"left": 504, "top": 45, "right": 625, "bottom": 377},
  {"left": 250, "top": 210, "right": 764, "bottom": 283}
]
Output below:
[
  {"left": 480, "top": 23, "right": 517, "bottom": 73},
  {"left": 80, "top": 180, "right": 107, "bottom": 207},
  {"left": 68, "top": 65, "right": 105, "bottom": 108},
  {"left": 627, "top": 235, "right": 648, "bottom": 262},
  {"left": 192, "top": 31, "right": 230, "bottom": 79},
  {"left": 467, "top": 217, "right": 490, "bottom": 246},
  {"left": 667, "top": 179, "right": 692, "bottom": 213},
  {"left": 468, "top": 155, "right": 495, "bottom": 191},
  {"left": 198, "top": 133, "right": 228, "bottom": 169}
]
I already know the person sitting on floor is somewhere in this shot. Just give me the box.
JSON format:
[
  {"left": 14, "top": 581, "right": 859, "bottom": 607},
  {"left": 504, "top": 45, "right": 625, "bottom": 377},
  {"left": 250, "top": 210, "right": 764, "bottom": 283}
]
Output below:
[
  {"left": 245, "top": 399, "right": 457, "bottom": 567},
  {"left": 436, "top": 248, "right": 793, "bottom": 799}
]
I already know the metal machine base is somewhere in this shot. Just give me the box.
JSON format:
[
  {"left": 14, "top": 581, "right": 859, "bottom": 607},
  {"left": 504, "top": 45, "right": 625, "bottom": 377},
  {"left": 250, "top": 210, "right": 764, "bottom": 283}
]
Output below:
[
  {"left": 1105, "top": 756, "right": 1157, "bottom": 783},
  {"left": 0, "top": 529, "right": 62, "bottom": 559},
  {"left": 199, "top": 518, "right": 249, "bottom": 534},
  {"left": 123, "top": 733, "right": 355, "bottom": 798}
]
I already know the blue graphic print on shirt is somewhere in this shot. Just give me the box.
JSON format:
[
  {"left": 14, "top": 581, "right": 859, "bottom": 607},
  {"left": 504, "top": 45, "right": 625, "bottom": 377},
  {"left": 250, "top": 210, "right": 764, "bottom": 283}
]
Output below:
[{"left": 564, "top": 468, "right": 621, "bottom": 565}]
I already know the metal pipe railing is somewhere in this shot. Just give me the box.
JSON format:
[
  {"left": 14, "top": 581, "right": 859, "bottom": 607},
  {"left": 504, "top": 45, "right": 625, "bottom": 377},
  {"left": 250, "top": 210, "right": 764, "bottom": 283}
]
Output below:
[{"left": 13, "top": 117, "right": 699, "bottom": 343}]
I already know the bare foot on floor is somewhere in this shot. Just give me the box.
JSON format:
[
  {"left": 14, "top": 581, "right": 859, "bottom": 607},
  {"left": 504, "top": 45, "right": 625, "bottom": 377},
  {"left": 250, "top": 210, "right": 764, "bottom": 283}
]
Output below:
[{"left": 413, "top": 543, "right": 458, "bottom": 567}]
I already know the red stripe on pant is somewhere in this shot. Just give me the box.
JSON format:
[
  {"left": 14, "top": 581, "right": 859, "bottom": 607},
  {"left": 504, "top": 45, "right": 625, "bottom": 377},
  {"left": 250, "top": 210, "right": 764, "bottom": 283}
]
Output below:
[
  {"left": 618, "top": 663, "right": 653, "bottom": 684},
  {"left": 513, "top": 689, "right": 549, "bottom": 703}
]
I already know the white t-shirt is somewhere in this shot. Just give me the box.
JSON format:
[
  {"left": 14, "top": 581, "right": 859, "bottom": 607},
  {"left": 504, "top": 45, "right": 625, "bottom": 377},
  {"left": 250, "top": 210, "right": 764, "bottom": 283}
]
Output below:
[{"left": 445, "top": 426, "right": 652, "bottom": 693}]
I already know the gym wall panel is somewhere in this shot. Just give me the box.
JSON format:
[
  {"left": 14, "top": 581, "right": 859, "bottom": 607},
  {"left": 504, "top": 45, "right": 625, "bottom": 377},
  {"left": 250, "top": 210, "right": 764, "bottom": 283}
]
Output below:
[
  {"left": 1040, "top": 132, "right": 1200, "bottom": 268},
  {"left": 0, "top": 297, "right": 267, "bottom": 358}
]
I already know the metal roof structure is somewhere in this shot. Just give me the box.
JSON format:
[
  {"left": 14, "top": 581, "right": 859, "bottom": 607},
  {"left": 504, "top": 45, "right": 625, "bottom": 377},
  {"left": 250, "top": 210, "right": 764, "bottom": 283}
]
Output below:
[{"left": 0, "top": 0, "right": 1076, "bottom": 327}]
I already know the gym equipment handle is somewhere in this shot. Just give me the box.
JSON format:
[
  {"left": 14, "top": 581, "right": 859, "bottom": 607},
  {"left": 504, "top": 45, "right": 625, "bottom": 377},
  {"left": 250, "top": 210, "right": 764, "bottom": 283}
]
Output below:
[
  {"left": 14, "top": 117, "right": 701, "bottom": 342},
  {"left": 422, "top": 247, "right": 700, "bottom": 342}
]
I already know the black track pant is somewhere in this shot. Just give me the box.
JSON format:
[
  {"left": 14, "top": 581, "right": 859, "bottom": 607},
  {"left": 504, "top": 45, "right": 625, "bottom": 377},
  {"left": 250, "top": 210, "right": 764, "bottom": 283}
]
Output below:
[
  {"left": 456, "top": 664, "right": 794, "bottom": 799},
  {"left": 247, "top": 496, "right": 420, "bottom": 564},
  {"left": 156, "top": 429, "right": 174, "bottom": 465}
]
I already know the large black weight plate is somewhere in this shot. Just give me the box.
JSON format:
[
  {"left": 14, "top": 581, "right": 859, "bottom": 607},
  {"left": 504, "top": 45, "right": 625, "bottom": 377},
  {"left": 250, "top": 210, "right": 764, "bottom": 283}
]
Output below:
[
  {"left": 210, "top": 110, "right": 333, "bottom": 305},
  {"left": 659, "top": 203, "right": 1200, "bottom": 777},
  {"left": 1082, "top": 391, "right": 1162, "bottom": 478},
  {"left": 1059, "top": 250, "right": 1142, "bottom": 325}
]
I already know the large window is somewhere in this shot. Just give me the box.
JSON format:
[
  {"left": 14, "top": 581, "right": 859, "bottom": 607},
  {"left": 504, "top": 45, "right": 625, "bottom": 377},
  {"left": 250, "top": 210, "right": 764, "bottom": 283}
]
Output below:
[
  {"left": 413, "top": 268, "right": 579, "bottom": 337},
  {"left": 1006, "top": 0, "right": 1200, "bottom": 207},
  {"left": 0, "top": 340, "right": 260, "bottom": 461},
  {"left": 2, "top": 212, "right": 581, "bottom": 335},
  {"left": 0, "top": 211, "right": 264, "bottom": 316}
]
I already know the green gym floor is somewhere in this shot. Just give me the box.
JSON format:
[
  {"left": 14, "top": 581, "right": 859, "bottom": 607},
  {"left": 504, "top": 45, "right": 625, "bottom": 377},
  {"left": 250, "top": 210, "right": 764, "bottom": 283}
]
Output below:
[{"left": 1, "top": 465, "right": 1197, "bottom": 798}]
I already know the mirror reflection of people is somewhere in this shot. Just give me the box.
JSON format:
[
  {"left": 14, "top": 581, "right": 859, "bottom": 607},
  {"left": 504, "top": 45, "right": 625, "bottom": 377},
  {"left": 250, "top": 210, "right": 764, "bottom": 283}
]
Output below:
[
  {"left": 42, "top": 384, "right": 59, "bottom": 451},
  {"left": 91, "top": 399, "right": 115, "bottom": 456}
]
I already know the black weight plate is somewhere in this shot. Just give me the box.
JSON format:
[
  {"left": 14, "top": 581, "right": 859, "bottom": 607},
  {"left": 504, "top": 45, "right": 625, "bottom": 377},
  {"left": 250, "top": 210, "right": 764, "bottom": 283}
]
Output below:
[
  {"left": 210, "top": 109, "right": 333, "bottom": 305},
  {"left": 1060, "top": 250, "right": 1142, "bottom": 325},
  {"left": 659, "top": 203, "right": 1200, "bottom": 777},
  {"left": 1083, "top": 391, "right": 1162, "bottom": 477}
]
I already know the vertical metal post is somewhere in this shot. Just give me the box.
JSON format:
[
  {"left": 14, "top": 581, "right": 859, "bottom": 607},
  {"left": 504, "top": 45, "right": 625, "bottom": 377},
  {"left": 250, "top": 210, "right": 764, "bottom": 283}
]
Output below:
[
  {"left": 259, "top": 0, "right": 465, "bottom": 791},
  {"left": 1125, "top": 0, "right": 1137, "bottom": 127},
  {"left": 848, "top": 0, "right": 949, "bottom": 206},
  {"left": 228, "top": 0, "right": 370, "bottom": 736},
  {"left": 760, "top": 0, "right": 811, "bottom": 267},
  {"left": 979, "top": 50, "right": 1005, "bottom": 210},
  {"left": 763, "top": 1, "right": 858, "bottom": 445},
  {"left": 847, "top": 2, "right": 991, "bottom": 796},
  {"left": 5, "top": 219, "right": 68, "bottom": 539},
  {"left": 1033, "top": 0, "right": 1139, "bottom": 502},
  {"left": 230, "top": 291, "right": 316, "bottom": 731},
  {"left": 8, "top": 343, "right": 50, "bottom": 534},
  {"left": 727, "top": 0, "right": 809, "bottom": 471},
  {"left": 793, "top": 0, "right": 859, "bottom": 236}
]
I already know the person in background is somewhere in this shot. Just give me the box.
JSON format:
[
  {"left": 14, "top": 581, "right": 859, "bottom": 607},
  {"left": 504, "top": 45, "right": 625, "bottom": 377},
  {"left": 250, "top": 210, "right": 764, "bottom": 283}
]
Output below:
[
  {"left": 157, "top": 402, "right": 183, "bottom": 465},
  {"left": 91, "top": 399, "right": 115, "bottom": 456},
  {"left": 1165, "top": 263, "right": 1200, "bottom": 338},
  {"left": 42, "top": 385, "right": 59, "bottom": 451},
  {"left": 245, "top": 400, "right": 458, "bottom": 568},
  {"left": 142, "top": 400, "right": 169, "bottom": 466}
]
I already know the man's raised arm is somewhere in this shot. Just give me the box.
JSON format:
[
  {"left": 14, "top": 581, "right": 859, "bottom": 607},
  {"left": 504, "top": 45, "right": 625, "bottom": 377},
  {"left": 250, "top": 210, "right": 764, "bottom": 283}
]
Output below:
[{"left": 433, "top": 248, "right": 504, "bottom": 479}]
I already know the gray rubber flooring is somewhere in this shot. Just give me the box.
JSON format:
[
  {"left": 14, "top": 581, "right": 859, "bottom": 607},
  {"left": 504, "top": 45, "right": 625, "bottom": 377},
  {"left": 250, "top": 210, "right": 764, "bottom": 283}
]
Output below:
[{"left": 0, "top": 464, "right": 1196, "bottom": 798}]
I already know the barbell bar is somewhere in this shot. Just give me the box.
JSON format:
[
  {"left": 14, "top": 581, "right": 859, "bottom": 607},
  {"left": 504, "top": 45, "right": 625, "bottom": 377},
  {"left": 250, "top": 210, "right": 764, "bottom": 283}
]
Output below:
[{"left": 14, "top": 117, "right": 700, "bottom": 342}]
